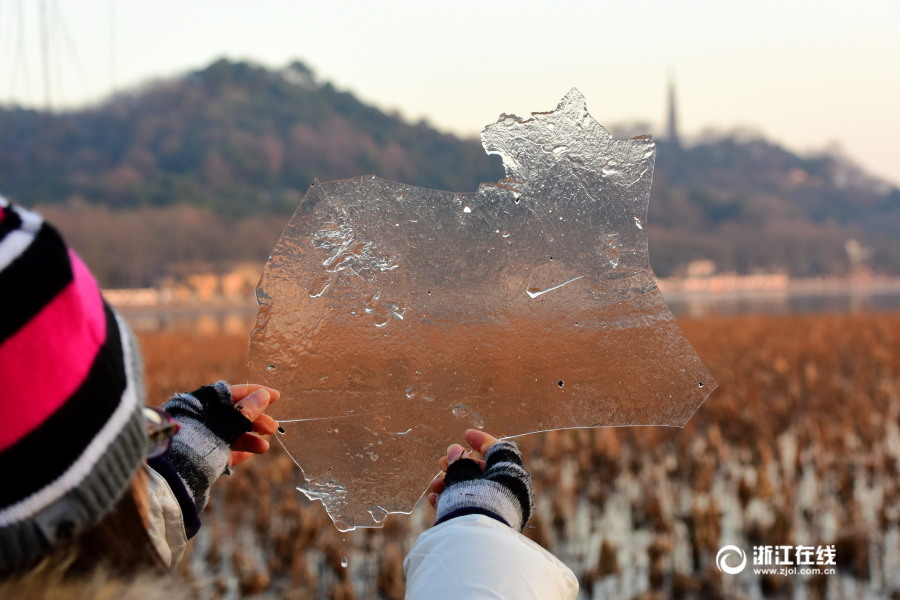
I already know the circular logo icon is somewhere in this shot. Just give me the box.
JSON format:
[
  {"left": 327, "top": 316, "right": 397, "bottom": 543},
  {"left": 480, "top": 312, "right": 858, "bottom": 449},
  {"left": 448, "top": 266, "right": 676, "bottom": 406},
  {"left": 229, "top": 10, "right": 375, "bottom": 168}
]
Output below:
[{"left": 716, "top": 545, "right": 747, "bottom": 574}]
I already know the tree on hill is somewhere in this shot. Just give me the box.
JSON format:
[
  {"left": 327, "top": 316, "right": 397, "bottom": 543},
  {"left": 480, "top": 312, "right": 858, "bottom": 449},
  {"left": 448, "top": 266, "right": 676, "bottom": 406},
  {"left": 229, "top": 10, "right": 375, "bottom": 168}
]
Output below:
[
  {"left": 1, "top": 58, "right": 898, "bottom": 285},
  {"left": 0, "top": 59, "right": 504, "bottom": 216},
  {"left": 648, "top": 137, "right": 900, "bottom": 277}
]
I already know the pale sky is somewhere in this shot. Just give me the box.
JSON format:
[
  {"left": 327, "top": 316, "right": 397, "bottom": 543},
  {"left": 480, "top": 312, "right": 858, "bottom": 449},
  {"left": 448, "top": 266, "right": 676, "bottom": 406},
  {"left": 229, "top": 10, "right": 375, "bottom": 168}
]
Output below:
[{"left": 2, "top": 0, "right": 898, "bottom": 185}]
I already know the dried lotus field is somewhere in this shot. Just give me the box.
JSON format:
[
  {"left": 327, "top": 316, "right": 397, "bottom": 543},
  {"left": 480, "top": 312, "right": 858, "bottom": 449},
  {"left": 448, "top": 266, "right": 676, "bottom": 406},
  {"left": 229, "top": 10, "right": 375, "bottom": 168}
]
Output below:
[{"left": 137, "top": 312, "right": 900, "bottom": 600}]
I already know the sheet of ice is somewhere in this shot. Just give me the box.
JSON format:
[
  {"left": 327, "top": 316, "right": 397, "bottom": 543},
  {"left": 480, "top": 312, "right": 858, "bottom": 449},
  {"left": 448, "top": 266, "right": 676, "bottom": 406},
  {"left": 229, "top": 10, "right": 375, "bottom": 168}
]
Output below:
[{"left": 249, "top": 89, "right": 716, "bottom": 531}]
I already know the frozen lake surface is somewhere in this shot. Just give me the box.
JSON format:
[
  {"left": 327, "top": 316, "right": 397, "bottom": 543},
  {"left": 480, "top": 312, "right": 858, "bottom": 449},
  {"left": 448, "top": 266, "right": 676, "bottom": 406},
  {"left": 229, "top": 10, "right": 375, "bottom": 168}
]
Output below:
[{"left": 114, "top": 286, "right": 900, "bottom": 334}]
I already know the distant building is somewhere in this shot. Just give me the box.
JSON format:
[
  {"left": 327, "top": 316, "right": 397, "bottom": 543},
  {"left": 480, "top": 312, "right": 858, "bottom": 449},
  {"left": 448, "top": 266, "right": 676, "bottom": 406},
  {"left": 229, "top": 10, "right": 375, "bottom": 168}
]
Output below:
[
  {"left": 686, "top": 259, "right": 716, "bottom": 278},
  {"left": 667, "top": 78, "right": 681, "bottom": 147}
]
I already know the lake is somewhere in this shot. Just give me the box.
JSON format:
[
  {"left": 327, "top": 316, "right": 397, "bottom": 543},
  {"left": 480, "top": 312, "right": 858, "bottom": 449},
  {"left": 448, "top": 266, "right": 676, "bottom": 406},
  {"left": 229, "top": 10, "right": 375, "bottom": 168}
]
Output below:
[{"left": 114, "top": 283, "right": 900, "bottom": 334}]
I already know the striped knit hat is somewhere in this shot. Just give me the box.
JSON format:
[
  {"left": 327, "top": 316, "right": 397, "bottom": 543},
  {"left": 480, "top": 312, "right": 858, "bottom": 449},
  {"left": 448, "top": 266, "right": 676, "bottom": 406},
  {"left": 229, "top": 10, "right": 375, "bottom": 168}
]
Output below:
[{"left": 0, "top": 197, "right": 147, "bottom": 571}]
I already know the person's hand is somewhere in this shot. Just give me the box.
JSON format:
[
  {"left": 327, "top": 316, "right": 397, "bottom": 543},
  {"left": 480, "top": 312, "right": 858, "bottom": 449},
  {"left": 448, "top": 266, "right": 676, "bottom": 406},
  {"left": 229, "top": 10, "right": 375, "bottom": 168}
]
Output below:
[
  {"left": 427, "top": 429, "right": 498, "bottom": 508},
  {"left": 425, "top": 429, "right": 534, "bottom": 531},
  {"left": 162, "top": 381, "right": 282, "bottom": 514},
  {"left": 229, "top": 384, "right": 280, "bottom": 467}
]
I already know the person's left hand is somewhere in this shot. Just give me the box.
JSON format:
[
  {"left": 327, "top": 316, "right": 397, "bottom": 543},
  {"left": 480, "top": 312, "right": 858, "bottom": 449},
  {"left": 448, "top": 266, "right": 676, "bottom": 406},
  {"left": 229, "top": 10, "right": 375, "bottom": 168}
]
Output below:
[{"left": 228, "top": 384, "right": 280, "bottom": 466}]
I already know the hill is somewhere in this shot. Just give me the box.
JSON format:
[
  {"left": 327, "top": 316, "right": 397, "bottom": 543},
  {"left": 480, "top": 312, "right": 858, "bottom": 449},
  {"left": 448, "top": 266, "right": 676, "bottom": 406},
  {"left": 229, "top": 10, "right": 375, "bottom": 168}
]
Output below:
[
  {"left": 0, "top": 59, "right": 502, "bottom": 216},
  {"left": 1, "top": 58, "right": 898, "bottom": 286},
  {"left": 649, "top": 136, "right": 900, "bottom": 277}
]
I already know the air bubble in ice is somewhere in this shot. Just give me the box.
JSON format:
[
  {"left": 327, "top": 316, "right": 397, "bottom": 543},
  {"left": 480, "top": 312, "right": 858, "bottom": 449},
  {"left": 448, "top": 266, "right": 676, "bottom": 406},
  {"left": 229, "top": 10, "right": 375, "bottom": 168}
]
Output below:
[
  {"left": 452, "top": 405, "right": 471, "bottom": 417},
  {"left": 368, "top": 506, "right": 388, "bottom": 523},
  {"left": 452, "top": 404, "right": 484, "bottom": 428}
]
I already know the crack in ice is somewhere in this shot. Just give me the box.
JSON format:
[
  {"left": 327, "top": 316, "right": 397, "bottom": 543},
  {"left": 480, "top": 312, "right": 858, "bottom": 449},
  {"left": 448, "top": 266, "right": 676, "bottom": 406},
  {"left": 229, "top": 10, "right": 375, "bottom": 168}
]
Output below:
[
  {"left": 278, "top": 412, "right": 380, "bottom": 423},
  {"left": 525, "top": 274, "right": 585, "bottom": 298}
]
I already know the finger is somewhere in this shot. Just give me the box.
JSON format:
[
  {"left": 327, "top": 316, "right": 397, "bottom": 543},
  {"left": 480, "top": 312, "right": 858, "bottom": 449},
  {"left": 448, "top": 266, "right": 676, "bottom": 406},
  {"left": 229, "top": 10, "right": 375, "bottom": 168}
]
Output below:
[
  {"left": 439, "top": 456, "right": 448, "bottom": 473},
  {"left": 465, "top": 430, "right": 499, "bottom": 456},
  {"left": 446, "top": 444, "right": 467, "bottom": 466},
  {"left": 427, "top": 477, "right": 446, "bottom": 496},
  {"left": 428, "top": 493, "right": 439, "bottom": 508},
  {"left": 232, "top": 432, "right": 269, "bottom": 454},
  {"left": 252, "top": 414, "right": 279, "bottom": 435},
  {"left": 230, "top": 384, "right": 280, "bottom": 405},
  {"left": 230, "top": 450, "right": 253, "bottom": 467},
  {"left": 233, "top": 389, "right": 271, "bottom": 422}
]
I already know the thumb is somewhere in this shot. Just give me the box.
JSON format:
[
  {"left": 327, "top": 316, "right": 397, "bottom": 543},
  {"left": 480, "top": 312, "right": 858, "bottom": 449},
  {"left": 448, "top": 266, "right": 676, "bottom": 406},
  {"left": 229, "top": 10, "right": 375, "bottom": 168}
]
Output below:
[
  {"left": 447, "top": 444, "right": 468, "bottom": 465},
  {"left": 235, "top": 388, "right": 270, "bottom": 422}
]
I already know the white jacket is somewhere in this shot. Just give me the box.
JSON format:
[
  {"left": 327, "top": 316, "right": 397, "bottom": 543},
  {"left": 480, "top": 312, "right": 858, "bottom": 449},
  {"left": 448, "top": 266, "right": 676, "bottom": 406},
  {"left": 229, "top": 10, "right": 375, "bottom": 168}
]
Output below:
[
  {"left": 145, "top": 466, "right": 188, "bottom": 569},
  {"left": 404, "top": 515, "right": 579, "bottom": 599}
]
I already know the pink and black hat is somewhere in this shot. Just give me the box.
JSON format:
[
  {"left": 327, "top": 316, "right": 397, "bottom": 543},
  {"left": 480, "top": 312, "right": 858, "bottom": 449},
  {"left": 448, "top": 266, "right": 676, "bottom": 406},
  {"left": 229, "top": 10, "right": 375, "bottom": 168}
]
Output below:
[{"left": 0, "top": 197, "right": 146, "bottom": 570}]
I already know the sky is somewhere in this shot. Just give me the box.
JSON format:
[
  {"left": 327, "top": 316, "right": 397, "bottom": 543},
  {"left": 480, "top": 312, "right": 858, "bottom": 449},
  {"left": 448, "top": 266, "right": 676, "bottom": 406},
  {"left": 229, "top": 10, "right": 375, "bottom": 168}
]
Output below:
[{"left": 1, "top": 0, "right": 898, "bottom": 185}]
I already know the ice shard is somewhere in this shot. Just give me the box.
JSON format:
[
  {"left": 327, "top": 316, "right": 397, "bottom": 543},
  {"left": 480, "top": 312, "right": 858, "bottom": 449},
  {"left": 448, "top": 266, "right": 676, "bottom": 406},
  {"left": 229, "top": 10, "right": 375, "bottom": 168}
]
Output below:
[{"left": 249, "top": 89, "right": 716, "bottom": 531}]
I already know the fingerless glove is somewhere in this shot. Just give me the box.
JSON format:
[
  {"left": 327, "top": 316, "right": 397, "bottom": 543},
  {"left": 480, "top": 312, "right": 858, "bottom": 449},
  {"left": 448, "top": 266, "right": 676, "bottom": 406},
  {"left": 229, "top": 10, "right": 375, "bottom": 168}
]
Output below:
[
  {"left": 162, "top": 381, "right": 252, "bottom": 512},
  {"left": 435, "top": 440, "right": 534, "bottom": 532}
]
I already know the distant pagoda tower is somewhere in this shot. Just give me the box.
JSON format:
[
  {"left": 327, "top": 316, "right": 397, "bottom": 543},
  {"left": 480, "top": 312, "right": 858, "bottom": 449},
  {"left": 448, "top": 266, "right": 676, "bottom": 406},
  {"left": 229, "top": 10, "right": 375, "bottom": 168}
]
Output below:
[{"left": 667, "top": 78, "right": 681, "bottom": 147}]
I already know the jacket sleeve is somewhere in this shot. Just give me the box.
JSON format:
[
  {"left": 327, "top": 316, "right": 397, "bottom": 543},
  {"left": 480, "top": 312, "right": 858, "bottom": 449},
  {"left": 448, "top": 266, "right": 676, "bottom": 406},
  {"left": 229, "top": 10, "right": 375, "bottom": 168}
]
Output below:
[
  {"left": 403, "top": 514, "right": 579, "bottom": 600},
  {"left": 145, "top": 465, "right": 189, "bottom": 569}
]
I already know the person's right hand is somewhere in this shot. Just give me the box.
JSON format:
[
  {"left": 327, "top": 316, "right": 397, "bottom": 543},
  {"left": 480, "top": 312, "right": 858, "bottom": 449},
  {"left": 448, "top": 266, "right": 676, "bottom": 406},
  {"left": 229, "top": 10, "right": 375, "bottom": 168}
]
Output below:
[
  {"left": 425, "top": 429, "right": 534, "bottom": 532},
  {"left": 427, "top": 429, "right": 499, "bottom": 508}
]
